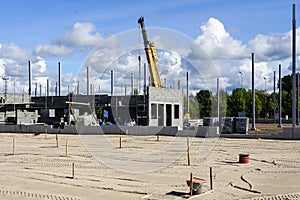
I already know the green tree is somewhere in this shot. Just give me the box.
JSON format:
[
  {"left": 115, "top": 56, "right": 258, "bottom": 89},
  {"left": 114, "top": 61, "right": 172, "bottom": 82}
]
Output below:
[
  {"left": 254, "top": 92, "right": 263, "bottom": 118},
  {"left": 242, "top": 89, "right": 263, "bottom": 118},
  {"left": 189, "top": 94, "right": 200, "bottom": 119},
  {"left": 281, "top": 74, "right": 292, "bottom": 91},
  {"left": 279, "top": 74, "right": 296, "bottom": 118},
  {"left": 244, "top": 89, "right": 252, "bottom": 117},
  {"left": 196, "top": 90, "right": 212, "bottom": 118},
  {"left": 227, "top": 88, "right": 247, "bottom": 116},
  {"left": 255, "top": 90, "right": 267, "bottom": 118},
  {"left": 211, "top": 90, "right": 228, "bottom": 118},
  {"left": 282, "top": 90, "right": 292, "bottom": 117}
]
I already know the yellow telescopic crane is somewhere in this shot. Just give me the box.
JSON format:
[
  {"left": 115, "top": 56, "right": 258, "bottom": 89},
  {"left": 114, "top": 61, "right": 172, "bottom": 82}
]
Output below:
[{"left": 138, "top": 17, "right": 163, "bottom": 88}]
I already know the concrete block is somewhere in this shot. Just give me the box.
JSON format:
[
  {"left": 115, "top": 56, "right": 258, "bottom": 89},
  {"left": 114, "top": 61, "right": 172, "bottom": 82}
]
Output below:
[
  {"left": 197, "top": 126, "right": 219, "bottom": 137},
  {"left": 282, "top": 127, "right": 300, "bottom": 139}
]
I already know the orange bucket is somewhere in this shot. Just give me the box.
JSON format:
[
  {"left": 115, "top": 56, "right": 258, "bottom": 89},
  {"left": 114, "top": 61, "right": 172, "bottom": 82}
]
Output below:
[{"left": 239, "top": 154, "right": 249, "bottom": 164}]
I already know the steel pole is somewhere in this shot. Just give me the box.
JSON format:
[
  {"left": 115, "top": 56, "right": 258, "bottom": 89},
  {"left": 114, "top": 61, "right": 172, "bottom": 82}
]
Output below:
[
  {"left": 251, "top": 53, "right": 256, "bottom": 130},
  {"left": 292, "top": 4, "right": 296, "bottom": 138},
  {"left": 58, "top": 62, "right": 61, "bottom": 96},
  {"left": 187, "top": 72, "right": 189, "bottom": 113},
  {"left": 274, "top": 71, "right": 276, "bottom": 124},
  {"left": 278, "top": 64, "right": 282, "bottom": 127}
]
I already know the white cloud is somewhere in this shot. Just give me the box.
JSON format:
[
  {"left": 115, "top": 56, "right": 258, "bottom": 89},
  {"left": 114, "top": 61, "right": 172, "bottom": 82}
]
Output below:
[
  {"left": 35, "top": 56, "right": 46, "bottom": 73},
  {"left": 34, "top": 22, "right": 103, "bottom": 57},
  {"left": 57, "top": 22, "right": 103, "bottom": 47},
  {"left": 0, "top": 43, "right": 30, "bottom": 61},
  {"left": 159, "top": 51, "right": 184, "bottom": 83},
  {"left": 248, "top": 33, "right": 291, "bottom": 61},
  {"left": 34, "top": 76, "right": 49, "bottom": 87},
  {"left": 35, "top": 44, "right": 73, "bottom": 57},
  {"left": 35, "top": 18, "right": 300, "bottom": 95},
  {"left": 194, "top": 17, "right": 248, "bottom": 60},
  {"left": 0, "top": 58, "right": 11, "bottom": 76},
  {"left": 0, "top": 43, "right": 49, "bottom": 93},
  {"left": 187, "top": 17, "right": 300, "bottom": 92}
]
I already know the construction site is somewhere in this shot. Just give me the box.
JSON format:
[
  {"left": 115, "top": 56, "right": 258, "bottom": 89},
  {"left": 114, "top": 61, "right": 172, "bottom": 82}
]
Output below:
[
  {"left": 0, "top": 17, "right": 186, "bottom": 132},
  {"left": 0, "top": 8, "right": 300, "bottom": 200}
]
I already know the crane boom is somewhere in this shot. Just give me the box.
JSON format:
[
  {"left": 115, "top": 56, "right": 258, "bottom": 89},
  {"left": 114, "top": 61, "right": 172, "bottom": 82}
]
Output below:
[{"left": 138, "top": 17, "right": 163, "bottom": 88}]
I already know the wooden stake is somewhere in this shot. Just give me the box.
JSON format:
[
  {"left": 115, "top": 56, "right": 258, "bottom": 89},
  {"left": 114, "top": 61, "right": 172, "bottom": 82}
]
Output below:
[
  {"left": 210, "top": 167, "right": 213, "bottom": 190},
  {"left": 56, "top": 133, "right": 58, "bottom": 147},
  {"left": 66, "top": 140, "right": 69, "bottom": 157},
  {"left": 12, "top": 138, "right": 15, "bottom": 155},
  {"left": 157, "top": 133, "right": 159, "bottom": 141},
  {"left": 189, "top": 173, "right": 193, "bottom": 196},
  {"left": 72, "top": 162, "right": 75, "bottom": 179},
  {"left": 126, "top": 129, "right": 128, "bottom": 141},
  {"left": 187, "top": 136, "right": 190, "bottom": 166},
  {"left": 119, "top": 137, "right": 122, "bottom": 148}
]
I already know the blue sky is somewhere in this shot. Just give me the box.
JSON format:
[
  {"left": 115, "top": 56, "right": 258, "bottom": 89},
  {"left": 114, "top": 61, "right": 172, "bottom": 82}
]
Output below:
[
  {"left": 0, "top": 0, "right": 298, "bottom": 95},
  {"left": 0, "top": 0, "right": 293, "bottom": 45}
]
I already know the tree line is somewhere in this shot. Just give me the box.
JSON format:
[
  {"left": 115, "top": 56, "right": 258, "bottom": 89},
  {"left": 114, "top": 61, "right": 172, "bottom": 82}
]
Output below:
[{"left": 188, "top": 74, "right": 295, "bottom": 119}]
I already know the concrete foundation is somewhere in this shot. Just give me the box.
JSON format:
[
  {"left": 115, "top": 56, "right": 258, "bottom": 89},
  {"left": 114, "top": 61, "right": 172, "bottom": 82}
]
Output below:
[
  {"left": 0, "top": 124, "right": 220, "bottom": 138},
  {"left": 0, "top": 124, "right": 299, "bottom": 140}
]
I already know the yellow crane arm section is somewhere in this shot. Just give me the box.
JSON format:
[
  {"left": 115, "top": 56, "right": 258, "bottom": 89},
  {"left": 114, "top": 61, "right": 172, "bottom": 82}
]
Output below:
[{"left": 138, "top": 17, "right": 163, "bottom": 88}]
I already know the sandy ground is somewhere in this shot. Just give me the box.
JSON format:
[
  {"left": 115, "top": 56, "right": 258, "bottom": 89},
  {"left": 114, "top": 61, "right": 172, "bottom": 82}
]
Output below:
[
  {"left": 0, "top": 129, "right": 300, "bottom": 200},
  {"left": 247, "top": 123, "right": 288, "bottom": 135}
]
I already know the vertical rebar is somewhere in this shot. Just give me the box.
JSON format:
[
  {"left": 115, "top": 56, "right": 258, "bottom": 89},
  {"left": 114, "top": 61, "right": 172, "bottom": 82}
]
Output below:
[
  {"left": 210, "top": 167, "right": 213, "bottom": 190},
  {"left": 189, "top": 173, "right": 193, "bottom": 196}
]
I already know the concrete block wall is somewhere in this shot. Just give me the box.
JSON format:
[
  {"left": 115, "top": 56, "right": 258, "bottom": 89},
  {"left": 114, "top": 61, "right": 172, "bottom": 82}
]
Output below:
[
  {"left": 17, "top": 110, "right": 40, "bottom": 124},
  {"left": 0, "top": 93, "right": 30, "bottom": 103},
  {"left": 148, "top": 87, "right": 183, "bottom": 127}
]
